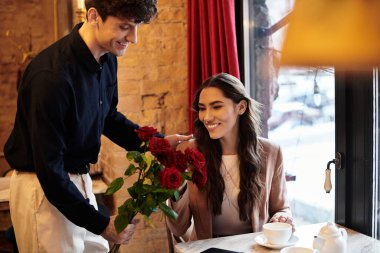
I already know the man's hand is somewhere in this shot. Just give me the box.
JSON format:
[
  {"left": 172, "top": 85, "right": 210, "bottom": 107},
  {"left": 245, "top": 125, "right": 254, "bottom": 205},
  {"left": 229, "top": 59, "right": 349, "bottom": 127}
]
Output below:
[
  {"left": 165, "top": 134, "right": 193, "bottom": 149},
  {"left": 101, "top": 215, "right": 140, "bottom": 244}
]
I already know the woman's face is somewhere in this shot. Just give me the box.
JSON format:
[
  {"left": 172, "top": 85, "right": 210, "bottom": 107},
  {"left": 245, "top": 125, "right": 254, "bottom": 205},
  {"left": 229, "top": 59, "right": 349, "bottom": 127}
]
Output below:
[{"left": 198, "top": 87, "right": 244, "bottom": 144}]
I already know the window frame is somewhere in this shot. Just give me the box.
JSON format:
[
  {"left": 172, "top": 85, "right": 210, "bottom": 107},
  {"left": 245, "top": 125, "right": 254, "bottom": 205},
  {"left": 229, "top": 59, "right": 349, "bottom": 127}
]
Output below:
[{"left": 335, "top": 70, "right": 376, "bottom": 236}]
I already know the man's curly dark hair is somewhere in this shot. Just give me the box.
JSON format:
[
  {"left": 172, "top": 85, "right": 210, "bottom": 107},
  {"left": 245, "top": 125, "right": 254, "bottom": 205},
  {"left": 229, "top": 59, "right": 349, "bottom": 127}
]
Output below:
[{"left": 85, "top": 0, "right": 157, "bottom": 23}]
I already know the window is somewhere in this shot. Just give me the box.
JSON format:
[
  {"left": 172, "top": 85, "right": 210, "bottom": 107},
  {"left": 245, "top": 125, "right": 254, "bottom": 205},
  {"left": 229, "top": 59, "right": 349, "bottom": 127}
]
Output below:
[
  {"left": 238, "top": 0, "right": 380, "bottom": 237},
  {"left": 239, "top": 0, "right": 336, "bottom": 226}
]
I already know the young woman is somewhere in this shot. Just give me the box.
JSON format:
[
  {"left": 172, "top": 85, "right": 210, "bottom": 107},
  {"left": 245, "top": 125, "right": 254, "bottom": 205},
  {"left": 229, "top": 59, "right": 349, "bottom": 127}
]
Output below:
[{"left": 167, "top": 73, "right": 293, "bottom": 240}]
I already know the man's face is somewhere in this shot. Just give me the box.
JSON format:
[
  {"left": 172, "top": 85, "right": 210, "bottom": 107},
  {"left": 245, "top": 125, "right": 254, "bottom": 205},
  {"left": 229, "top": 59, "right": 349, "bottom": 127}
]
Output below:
[{"left": 94, "top": 16, "right": 139, "bottom": 57}]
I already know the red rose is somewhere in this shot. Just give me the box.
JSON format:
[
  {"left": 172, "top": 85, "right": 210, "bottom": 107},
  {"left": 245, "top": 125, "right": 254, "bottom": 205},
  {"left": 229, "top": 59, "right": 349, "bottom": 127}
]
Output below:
[
  {"left": 148, "top": 137, "right": 172, "bottom": 156},
  {"left": 192, "top": 168, "right": 207, "bottom": 188},
  {"left": 174, "top": 151, "right": 188, "bottom": 172},
  {"left": 135, "top": 126, "right": 158, "bottom": 142},
  {"left": 159, "top": 167, "right": 183, "bottom": 189},
  {"left": 157, "top": 150, "right": 176, "bottom": 167},
  {"left": 185, "top": 148, "right": 206, "bottom": 170}
]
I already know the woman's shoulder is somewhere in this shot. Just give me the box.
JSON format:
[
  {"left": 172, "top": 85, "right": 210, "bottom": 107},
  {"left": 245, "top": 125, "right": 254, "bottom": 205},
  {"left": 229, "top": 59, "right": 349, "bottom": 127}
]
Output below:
[
  {"left": 258, "top": 138, "right": 283, "bottom": 169},
  {"left": 258, "top": 137, "right": 281, "bottom": 154},
  {"left": 176, "top": 138, "right": 197, "bottom": 153}
]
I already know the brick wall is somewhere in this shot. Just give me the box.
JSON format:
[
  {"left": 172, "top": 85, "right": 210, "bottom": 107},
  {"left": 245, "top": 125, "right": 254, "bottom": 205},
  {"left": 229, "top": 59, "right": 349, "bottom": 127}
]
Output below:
[
  {"left": 0, "top": 0, "right": 188, "bottom": 252},
  {"left": 0, "top": 0, "right": 55, "bottom": 175}
]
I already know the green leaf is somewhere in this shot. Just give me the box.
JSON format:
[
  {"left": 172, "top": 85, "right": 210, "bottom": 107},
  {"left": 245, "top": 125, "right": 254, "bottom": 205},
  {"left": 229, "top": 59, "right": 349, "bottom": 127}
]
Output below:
[
  {"left": 182, "top": 171, "right": 193, "bottom": 180},
  {"left": 145, "top": 194, "right": 156, "bottom": 208},
  {"left": 152, "top": 189, "right": 174, "bottom": 201},
  {"left": 138, "top": 153, "right": 148, "bottom": 170},
  {"left": 115, "top": 213, "right": 129, "bottom": 233},
  {"left": 124, "top": 164, "right": 137, "bottom": 176},
  {"left": 173, "top": 190, "right": 180, "bottom": 201},
  {"left": 115, "top": 206, "right": 137, "bottom": 233},
  {"left": 144, "top": 155, "right": 152, "bottom": 173},
  {"left": 128, "top": 185, "right": 138, "bottom": 199},
  {"left": 147, "top": 171, "right": 155, "bottom": 181},
  {"left": 139, "top": 195, "right": 156, "bottom": 216},
  {"left": 134, "top": 181, "right": 143, "bottom": 192},
  {"left": 151, "top": 161, "right": 164, "bottom": 174},
  {"left": 140, "top": 206, "right": 153, "bottom": 217},
  {"left": 118, "top": 198, "right": 135, "bottom": 214},
  {"left": 159, "top": 202, "right": 178, "bottom": 220},
  {"left": 143, "top": 178, "right": 152, "bottom": 185},
  {"left": 105, "top": 177, "right": 124, "bottom": 195},
  {"left": 152, "top": 188, "right": 173, "bottom": 194},
  {"left": 155, "top": 192, "right": 174, "bottom": 203},
  {"left": 127, "top": 151, "right": 141, "bottom": 161},
  {"left": 135, "top": 153, "right": 143, "bottom": 163}
]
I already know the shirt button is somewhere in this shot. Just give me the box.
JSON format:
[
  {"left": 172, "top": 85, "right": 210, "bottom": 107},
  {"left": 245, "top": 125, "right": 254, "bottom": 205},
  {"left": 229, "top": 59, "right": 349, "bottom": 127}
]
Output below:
[{"left": 100, "top": 100, "right": 103, "bottom": 105}]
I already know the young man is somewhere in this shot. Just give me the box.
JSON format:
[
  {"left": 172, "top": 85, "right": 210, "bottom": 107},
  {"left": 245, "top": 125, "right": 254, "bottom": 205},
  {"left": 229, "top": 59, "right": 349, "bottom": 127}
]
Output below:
[{"left": 4, "top": 1, "right": 191, "bottom": 252}]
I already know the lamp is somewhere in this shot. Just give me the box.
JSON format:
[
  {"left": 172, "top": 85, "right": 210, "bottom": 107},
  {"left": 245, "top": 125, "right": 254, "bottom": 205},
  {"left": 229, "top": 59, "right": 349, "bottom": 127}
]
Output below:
[
  {"left": 313, "top": 79, "right": 321, "bottom": 107},
  {"left": 312, "top": 70, "right": 321, "bottom": 107},
  {"left": 280, "top": 0, "right": 380, "bottom": 69}
]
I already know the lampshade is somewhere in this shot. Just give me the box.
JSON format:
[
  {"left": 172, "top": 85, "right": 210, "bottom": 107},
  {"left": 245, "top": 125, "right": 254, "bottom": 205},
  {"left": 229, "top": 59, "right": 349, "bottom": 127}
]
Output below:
[{"left": 281, "top": 0, "right": 380, "bottom": 69}]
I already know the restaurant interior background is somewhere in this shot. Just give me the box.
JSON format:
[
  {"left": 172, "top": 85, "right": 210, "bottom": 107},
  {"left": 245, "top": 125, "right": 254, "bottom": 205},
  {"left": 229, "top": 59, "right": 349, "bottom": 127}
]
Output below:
[{"left": 0, "top": 0, "right": 379, "bottom": 252}]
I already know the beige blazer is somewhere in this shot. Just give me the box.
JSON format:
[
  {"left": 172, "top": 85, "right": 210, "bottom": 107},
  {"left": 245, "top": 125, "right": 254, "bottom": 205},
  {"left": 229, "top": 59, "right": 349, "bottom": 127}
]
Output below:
[{"left": 167, "top": 137, "right": 291, "bottom": 241}]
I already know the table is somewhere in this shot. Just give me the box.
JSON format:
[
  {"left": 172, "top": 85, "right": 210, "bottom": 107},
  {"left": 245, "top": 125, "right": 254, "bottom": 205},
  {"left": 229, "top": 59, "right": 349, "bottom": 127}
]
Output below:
[{"left": 175, "top": 223, "right": 380, "bottom": 253}]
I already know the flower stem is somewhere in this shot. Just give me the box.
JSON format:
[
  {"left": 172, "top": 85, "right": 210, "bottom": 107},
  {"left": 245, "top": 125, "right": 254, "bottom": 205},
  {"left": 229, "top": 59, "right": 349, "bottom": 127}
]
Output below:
[
  {"left": 108, "top": 211, "right": 137, "bottom": 253},
  {"left": 108, "top": 243, "right": 121, "bottom": 253}
]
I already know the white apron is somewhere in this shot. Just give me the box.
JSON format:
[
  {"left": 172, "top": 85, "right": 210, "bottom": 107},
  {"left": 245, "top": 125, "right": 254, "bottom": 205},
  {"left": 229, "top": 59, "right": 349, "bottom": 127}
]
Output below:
[{"left": 9, "top": 171, "right": 109, "bottom": 253}]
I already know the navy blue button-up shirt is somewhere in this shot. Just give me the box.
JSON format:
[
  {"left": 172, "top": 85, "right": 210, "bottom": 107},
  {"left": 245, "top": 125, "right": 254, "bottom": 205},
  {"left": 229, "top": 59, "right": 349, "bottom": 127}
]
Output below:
[{"left": 4, "top": 23, "right": 143, "bottom": 234}]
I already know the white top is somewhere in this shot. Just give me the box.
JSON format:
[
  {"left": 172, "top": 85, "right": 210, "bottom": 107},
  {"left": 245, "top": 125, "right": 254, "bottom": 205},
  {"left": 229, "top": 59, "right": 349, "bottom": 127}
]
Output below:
[{"left": 212, "top": 155, "right": 252, "bottom": 236}]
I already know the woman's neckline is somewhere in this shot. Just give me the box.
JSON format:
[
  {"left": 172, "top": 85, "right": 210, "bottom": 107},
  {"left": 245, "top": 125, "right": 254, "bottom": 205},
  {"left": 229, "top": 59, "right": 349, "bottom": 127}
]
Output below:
[{"left": 222, "top": 154, "right": 238, "bottom": 157}]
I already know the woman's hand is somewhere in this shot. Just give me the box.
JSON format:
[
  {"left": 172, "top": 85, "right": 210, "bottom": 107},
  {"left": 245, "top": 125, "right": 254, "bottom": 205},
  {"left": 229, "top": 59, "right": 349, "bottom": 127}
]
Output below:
[{"left": 269, "top": 212, "right": 295, "bottom": 231}]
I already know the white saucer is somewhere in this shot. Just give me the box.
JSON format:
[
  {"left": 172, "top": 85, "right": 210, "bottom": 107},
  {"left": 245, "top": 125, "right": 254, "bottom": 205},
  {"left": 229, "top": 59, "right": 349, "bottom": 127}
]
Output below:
[{"left": 255, "top": 233, "right": 299, "bottom": 249}]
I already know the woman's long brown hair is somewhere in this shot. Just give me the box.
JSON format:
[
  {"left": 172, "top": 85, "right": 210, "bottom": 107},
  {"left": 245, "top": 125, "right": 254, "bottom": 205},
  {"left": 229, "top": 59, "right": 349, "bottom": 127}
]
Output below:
[{"left": 192, "top": 73, "right": 263, "bottom": 221}]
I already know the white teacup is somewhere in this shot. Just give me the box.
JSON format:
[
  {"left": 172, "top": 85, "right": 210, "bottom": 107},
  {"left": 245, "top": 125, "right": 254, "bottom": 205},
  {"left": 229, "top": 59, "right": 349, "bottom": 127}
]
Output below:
[
  {"left": 263, "top": 222, "right": 292, "bottom": 245},
  {"left": 281, "top": 246, "right": 319, "bottom": 253}
]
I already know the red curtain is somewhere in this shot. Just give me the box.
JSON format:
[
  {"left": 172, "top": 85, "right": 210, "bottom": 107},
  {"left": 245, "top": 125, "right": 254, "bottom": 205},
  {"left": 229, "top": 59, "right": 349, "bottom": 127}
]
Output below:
[{"left": 187, "top": 0, "right": 240, "bottom": 133}]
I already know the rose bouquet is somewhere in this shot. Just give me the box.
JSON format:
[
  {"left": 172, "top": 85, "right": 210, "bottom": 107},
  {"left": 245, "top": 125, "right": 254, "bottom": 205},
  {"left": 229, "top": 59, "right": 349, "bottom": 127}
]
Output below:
[{"left": 105, "top": 126, "right": 207, "bottom": 253}]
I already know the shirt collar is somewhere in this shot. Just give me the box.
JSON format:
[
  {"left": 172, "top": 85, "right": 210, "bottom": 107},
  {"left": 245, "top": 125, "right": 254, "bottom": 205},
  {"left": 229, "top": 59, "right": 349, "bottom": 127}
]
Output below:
[{"left": 71, "top": 23, "right": 110, "bottom": 73}]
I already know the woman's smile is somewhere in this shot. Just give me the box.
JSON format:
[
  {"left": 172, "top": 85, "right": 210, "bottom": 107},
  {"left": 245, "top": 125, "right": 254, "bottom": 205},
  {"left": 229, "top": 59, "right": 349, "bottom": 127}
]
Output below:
[{"left": 205, "top": 123, "right": 220, "bottom": 131}]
